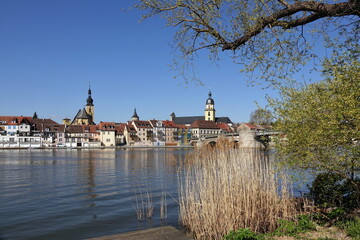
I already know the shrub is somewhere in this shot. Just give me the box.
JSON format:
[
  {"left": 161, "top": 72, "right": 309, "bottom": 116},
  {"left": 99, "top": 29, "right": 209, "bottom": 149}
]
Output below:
[
  {"left": 308, "top": 173, "right": 360, "bottom": 210},
  {"left": 223, "top": 228, "right": 263, "bottom": 240},
  {"left": 344, "top": 218, "right": 360, "bottom": 239},
  {"left": 274, "top": 214, "right": 316, "bottom": 237},
  {"left": 297, "top": 214, "right": 316, "bottom": 231},
  {"left": 308, "top": 173, "right": 344, "bottom": 208}
]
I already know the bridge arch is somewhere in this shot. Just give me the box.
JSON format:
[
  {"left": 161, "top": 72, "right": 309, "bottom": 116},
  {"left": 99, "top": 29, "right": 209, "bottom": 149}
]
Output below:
[{"left": 207, "top": 141, "right": 216, "bottom": 147}]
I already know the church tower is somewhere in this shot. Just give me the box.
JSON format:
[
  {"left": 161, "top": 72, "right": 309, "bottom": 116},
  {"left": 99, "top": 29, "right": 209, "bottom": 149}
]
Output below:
[
  {"left": 132, "top": 108, "right": 139, "bottom": 121},
  {"left": 85, "top": 86, "right": 95, "bottom": 123},
  {"left": 205, "top": 91, "right": 215, "bottom": 122}
]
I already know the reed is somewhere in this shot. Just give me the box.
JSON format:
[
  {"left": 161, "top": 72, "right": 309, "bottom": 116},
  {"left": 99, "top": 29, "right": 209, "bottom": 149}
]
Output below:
[
  {"left": 145, "top": 190, "right": 154, "bottom": 219},
  {"left": 132, "top": 188, "right": 145, "bottom": 222},
  {"left": 178, "top": 138, "right": 296, "bottom": 239},
  {"left": 160, "top": 190, "right": 167, "bottom": 221},
  {"left": 132, "top": 186, "right": 154, "bottom": 221}
]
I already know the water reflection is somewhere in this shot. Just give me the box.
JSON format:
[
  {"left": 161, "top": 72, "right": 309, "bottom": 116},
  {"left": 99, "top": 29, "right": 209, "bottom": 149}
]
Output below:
[{"left": 0, "top": 148, "right": 190, "bottom": 240}]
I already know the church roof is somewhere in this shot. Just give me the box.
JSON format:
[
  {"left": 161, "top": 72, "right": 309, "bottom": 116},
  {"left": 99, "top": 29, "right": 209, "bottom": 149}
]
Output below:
[
  {"left": 132, "top": 108, "right": 139, "bottom": 118},
  {"left": 206, "top": 91, "right": 214, "bottom": 105},
  {"left": 70, "top": 108, "right": 95, "bottom": 125},
  {"left": 75, "top": 108, "right": 90, "bottom": 119},
  {"left": 173, "top": 116, "right": 204, "bottom": 125},
  {"left": 86, "top": 87, "right": 94, "bottom": 106},
  {"left": 215, "top": 117, "right": 233, "bottom": 124},
  {"left": 172, "top": 116, "right": 232, "bottom": 125}
]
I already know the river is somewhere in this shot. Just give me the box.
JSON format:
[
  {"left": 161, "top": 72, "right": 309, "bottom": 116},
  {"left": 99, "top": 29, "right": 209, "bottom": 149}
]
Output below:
[{"left": 0, "top": 148, "right": 190, "bottom": 240}]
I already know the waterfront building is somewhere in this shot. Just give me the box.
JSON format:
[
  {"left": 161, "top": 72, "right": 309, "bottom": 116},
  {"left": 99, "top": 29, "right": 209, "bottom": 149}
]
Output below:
[
  {"left": 190, "top": 120, "right": 222, "bottom": 139},
  {"left": 81, "top": 125, "right": 101, "bottom": 147},
  {"left": 0, "top": 116, "right": 41, "bottom": 148},
  {"left": 114, "top": 123, "right": 126, "bottom": 145},
  {"left": 123, "top": 124, "right": 137, "bottom": 146},
  {"left": 171, "top": 91, "right": 233, "bottom": 127},
  {"left": 130, "top": 120, "right": 154, "bottom": 146},
  {"left": 151, "top": 120, "right": 166, "bottom": 146},
  {"left": 32, "top": 118, "right": 60, "bottom": 146},
  {"left": 162, "top": 120, "right": 179, "bottom": 146},
  {"left": 99, "top": 122, "right": 116, "bottom": 147},
  {"left": 176, "top": 124, "right": 191, "bottom": 145}
]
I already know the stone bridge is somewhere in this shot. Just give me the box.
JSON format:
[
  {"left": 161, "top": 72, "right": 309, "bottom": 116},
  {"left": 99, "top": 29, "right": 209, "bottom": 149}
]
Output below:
[{"left": 190, "top": 130, "right": 279, "bottom": 149}]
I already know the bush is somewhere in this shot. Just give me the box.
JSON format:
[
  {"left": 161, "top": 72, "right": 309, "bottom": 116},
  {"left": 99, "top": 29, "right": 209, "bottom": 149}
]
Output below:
[
  {"left": 308, "top": 173, "right": 344, "bottom": 208},
  {"left": 308, "top": 173, "right": 360, "bottom": 210},
  {"left": 223, "top": 228, "right": 263, "bottom": 240},
  {"left": 343, "top": 217, "right": 360, "bottom": 239},
  {"left": 274, "top": 214, "right": 316, "bottom": 237}
]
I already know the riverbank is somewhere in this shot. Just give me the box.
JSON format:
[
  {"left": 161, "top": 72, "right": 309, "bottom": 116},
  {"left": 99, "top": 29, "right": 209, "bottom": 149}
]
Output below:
[
  {"left": 0, "top": 145, "right": 194, "bottom": 150},
  {"left": 88, "top": 226, "right": 192, "bottom": 240}
]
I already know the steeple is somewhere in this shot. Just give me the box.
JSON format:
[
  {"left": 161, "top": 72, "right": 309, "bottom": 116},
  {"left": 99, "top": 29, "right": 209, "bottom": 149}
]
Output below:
[
  {"left": 205, "top": 91, "right": 215, "bottom": 122},
  {"left": 132, "top": 108, "right": 139, "bottom": 121},
  {"left": 85, "top": 86, "right": 95, "bottom": 124},
  {"left": 206, "top": 91, "right": 214, "bottom": 105},
  {"left": 86, "top": 85, "right": 94, "bottom": 106}
]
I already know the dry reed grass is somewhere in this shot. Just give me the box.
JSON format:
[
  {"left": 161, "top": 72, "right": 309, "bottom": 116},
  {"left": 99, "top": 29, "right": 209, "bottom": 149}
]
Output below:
[
  {"left": 160, "top": 190, "right": 168, "bottom": 221},
  {"left": 179, "top": 138, "right": 297, "bottom": 239},
  {"left": 132, "top": 187, "right": 154, "bottom": 221}
]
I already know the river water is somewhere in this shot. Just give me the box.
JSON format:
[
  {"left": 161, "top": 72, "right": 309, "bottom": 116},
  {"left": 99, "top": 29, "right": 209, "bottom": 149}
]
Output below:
[{"left": 0, "top": 148, "right": 190, "bottom": 240}]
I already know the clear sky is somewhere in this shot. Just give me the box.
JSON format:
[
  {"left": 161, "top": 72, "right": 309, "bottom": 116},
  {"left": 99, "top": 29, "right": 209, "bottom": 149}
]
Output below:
[{"left": 0, "top": 0, "right": 323, "bottom": 124}]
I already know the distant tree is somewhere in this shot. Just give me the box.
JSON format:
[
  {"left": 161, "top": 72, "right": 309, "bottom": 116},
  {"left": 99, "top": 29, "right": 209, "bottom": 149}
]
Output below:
[
  {"left": 249, "top": 109, "right": 273, "bottom": 125},
  {"left": 270, "top": 52, "right": 360, "bottom": 184},
  {"left": 33, "top": 112, "right": 38, "bottom": 119},
  {"left": 136, "top": 0, "right": 359, "bottom": 85}
]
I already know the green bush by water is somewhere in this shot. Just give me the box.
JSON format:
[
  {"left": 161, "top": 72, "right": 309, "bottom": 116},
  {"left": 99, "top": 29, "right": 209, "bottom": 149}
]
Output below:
[
  {"left": 223, "top": 228, "right": 264, "bottom": 240},
  {"left": 273, "top": 214, "right": 316, "bottom": 237},
  {"left": 308, "top": 173, "right": 360, "bottom": 210},
  {"left": 337, "top": 217, "right": 360, "bottom": 239}
]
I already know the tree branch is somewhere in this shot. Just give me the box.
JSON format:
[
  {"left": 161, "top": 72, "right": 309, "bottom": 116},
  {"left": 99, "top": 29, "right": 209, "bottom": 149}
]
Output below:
[{"left": 222, "top": 1, "right": 360, "bottom": 51}]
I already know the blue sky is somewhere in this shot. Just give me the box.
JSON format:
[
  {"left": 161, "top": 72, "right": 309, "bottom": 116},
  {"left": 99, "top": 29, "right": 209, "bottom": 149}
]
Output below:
[{"left": 0, "top": 0, "right": 324, "bottom": 123}]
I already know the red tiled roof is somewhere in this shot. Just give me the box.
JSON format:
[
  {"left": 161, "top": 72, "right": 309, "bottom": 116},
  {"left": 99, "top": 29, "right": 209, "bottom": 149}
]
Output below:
[
  {"left": 175, "top": 124, "right": 188, "bottom": 130},
  {"left": 82, "top": 125, "right": 99, "bottom": 133},
  {"left": 244, "top": 123, "right": 256, "bottom": 130},
  {"left": 125, "top": 125, "right": 137, "bottom": 133},
  {"left": 0, "top": 116, "right": 33, "bottom": 125},
  {"left": 217, "top": 122, "right": 233, "bottom": 133},
  {"left": 98, "top": 122, "right": 116, "bottom": 131},
  {"left": 162, "top": 120, "right": 177, "bottom": 128},
  {"left": 190, "top": 120, "right": 220, "bottom": 129},
  {"left": 132, "top": 120, "right": 152, "bottom": 128},
  {"left": 114, "top": 123, "right": 126, "bottom": 135},
  {"left": 66, "top": 125, "right": 84, "bottom": 133}
]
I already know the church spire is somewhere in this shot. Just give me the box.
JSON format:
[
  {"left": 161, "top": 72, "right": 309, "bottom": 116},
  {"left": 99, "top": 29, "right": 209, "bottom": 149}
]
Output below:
[
  {"left": 86, "top": 85, "right": 94, "bottom": 106},
  {"left": 132, "top": 108, "right": 139, "bottom": 121}
]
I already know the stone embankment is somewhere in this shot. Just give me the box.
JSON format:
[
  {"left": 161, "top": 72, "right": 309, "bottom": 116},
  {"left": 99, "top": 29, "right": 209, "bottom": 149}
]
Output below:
[{"left": 88, "top": 226, "right": 193, "bottom": 240}]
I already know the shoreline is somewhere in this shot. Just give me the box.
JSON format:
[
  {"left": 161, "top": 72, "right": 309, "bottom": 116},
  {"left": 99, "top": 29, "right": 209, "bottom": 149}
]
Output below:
[{"left": 0, "top": 145, "right": 194, "bottom": 150}]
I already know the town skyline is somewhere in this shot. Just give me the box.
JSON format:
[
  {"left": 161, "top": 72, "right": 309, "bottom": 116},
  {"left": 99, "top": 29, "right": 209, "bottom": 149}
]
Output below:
[{"left": 0, "top": 1, "right": 323, "bottom": 124}]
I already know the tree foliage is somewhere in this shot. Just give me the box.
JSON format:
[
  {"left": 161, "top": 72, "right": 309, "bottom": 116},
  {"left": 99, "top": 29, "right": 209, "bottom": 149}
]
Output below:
[
  {"left": 136, "top": 0, "right": 359, "bottom": 85},
  {"left": 33, "top": 112, "right": 38, "bottom": 119},
  {"left": 271, "top": 54, "right": 360, "bottom": 182},
  {"left": 249, "top": 109, "right": 273, "bottom": 125}
]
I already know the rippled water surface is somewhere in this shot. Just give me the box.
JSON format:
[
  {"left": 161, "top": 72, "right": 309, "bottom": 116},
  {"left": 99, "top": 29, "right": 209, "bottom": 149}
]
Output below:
[{"left": 0, "top": 148, "right": 190, "bottom": 240}]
